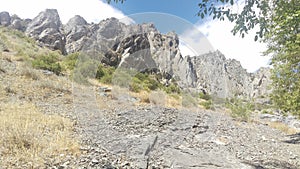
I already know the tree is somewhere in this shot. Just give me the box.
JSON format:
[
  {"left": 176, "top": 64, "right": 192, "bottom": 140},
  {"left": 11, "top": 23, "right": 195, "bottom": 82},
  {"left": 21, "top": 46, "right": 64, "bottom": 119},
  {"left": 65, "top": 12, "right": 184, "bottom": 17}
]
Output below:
[{"left": 265, "top": 0, "right": 300, "bottom": 116}]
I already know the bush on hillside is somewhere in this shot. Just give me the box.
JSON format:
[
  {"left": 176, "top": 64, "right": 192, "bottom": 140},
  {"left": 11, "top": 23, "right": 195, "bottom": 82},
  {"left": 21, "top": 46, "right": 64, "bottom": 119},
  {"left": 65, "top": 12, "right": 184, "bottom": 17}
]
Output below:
[
  {"left": 226, "top": 97, "right": 254, "bottom": 122},
  {"left": 32, "top": 53, "right": 62, "bottom": 75}
]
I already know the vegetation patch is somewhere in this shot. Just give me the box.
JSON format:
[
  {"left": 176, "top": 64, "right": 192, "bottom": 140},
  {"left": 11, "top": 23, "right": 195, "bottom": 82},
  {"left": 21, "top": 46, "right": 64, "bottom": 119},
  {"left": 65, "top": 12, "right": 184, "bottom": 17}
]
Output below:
[
  {"left": 32, "top": 52, "right": 62, "bottom": 75},
  {"left": 267, "top": 121, "right": 299, "bottom": 135},
  {"left": 200, "top": 99, "right": 213, "bottom": 110},
  {"left": 226, "top": 97, "right": 254, "bottom": 122},
  {"left": 0, "top": 103, "right": 80, "bottom": 168}
]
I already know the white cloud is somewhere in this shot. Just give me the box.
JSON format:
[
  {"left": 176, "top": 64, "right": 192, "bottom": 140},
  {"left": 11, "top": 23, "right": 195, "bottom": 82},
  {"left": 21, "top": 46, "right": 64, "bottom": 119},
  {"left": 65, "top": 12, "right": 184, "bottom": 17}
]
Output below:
[
  {"left": 0, "top": 0, "right": 133, "bottom": 24},
  {"left": 196, "top": 18, "right": 270, "bottom": 73},
  {"left": 179, "top": 27, "right": 214, "bottom": 57}
]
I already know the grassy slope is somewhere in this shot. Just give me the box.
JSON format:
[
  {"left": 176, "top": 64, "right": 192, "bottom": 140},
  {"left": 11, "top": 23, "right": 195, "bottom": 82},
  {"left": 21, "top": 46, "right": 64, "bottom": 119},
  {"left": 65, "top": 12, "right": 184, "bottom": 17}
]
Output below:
[{"left": 0, "top": 27, "right": 80, "bottom": 168}]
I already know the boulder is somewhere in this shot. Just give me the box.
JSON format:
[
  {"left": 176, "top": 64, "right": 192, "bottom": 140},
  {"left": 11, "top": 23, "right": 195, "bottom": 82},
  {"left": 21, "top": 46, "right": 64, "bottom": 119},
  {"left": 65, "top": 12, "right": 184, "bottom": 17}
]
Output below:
[
  {"left": 0, "top": 11, "right": 11, "bottom": 26},
  {"left": 9, "top": 15, "right": 31, "bottom": 32}
]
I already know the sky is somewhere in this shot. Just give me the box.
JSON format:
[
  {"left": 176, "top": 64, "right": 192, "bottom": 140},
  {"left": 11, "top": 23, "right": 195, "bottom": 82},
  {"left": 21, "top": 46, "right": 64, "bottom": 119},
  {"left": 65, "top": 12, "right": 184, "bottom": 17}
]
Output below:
[{"left": 0, "top": 0, "right": 270, "bottom": 72}]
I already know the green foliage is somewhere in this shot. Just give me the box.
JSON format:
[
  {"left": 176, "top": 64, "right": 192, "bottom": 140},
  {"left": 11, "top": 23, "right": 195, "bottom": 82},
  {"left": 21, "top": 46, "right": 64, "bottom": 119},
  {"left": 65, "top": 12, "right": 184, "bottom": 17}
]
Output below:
[
  {"left": 97, "top": 65, "right": 115, "bottom": 84},
  {"left": 198, "top": 0, "right": 271, "bottom": 40},
  {"left": 261, "top": 109, "right": 273, "bottom": 115},
  {"left": 31, "top": 53, "right": 62, "bottom": 75},
  {"left": 129, "top": 73, "right": 162, "bottom": 93},
  {"left": 200, "top": 100, "right": 213, "bottom": 110},
  {"left": 198, "top": 92, "right": 214, "bottom": 109},
  {"left": 62, "top": 52, "right": 79, "bottom": 70},
  {"left": 199, "top": 92, "right": 212, "bottom": 101},
  {"left": 130, "top": 78, "right": 142, "bottom": 93},
  {"left": 266, "top": 0, "right": 300, "bottom": 117},
  {"left": 226, "top": 98, "right": 254, "bottom": 122},
  {"left": 163, "top": 84, "right": 181, "bottom": 94},
  {"left": 144, "top": 78, "right": 162, "bottom": 91}
]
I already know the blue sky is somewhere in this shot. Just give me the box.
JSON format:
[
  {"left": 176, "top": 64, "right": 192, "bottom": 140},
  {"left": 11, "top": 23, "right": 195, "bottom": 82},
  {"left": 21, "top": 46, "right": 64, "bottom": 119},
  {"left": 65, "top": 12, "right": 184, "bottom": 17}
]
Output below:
[
  {"left": 110, "top": 0, "right": 202, "bottom": 24},
  {"left": 0, "top": 0, "right": 270, "bottom": 72}
]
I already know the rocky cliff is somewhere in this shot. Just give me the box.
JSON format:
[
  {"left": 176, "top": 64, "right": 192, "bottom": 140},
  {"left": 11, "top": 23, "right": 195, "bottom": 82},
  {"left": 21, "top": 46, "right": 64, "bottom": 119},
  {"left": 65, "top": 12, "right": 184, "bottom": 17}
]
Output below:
[{"left": 0, "top": 9, "right": 271, "bottom": 99}]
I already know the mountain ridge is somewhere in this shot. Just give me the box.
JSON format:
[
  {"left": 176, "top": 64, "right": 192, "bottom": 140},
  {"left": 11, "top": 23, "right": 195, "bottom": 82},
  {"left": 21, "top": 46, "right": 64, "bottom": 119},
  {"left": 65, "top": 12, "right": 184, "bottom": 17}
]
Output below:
[{"left": 0, "top": 9, "right": 271, "bottom": 99}]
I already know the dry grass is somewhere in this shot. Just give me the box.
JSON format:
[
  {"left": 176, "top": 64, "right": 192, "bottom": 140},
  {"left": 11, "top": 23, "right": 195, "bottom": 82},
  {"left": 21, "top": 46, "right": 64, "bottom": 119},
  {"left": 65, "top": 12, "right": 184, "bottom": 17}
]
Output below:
[
  {"left": 165, "top": 93, "right": 182, "bottom": 108},
  {"left": 131, "top": 90, "right": 150, "bottom": 104},
  {"left": 19, "top": 65, "right": 41, "bottom": 80},
  {"left": 267, "top": 121, "right": 299, "bottom": 135},
  {"left": 0, "top": 103, "right": 80, "bottom": 168},
  {"left": 131, "top": 90, "right": 182, "bottom": 108},
  {"left": 149, "top": 90, "right": 166, "bottom": 106}
]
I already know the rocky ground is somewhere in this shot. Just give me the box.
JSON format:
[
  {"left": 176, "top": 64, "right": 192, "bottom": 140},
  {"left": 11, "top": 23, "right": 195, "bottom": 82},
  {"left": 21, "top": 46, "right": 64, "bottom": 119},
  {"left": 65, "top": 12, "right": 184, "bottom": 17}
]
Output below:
[
  {"left": 71, "top": 87, "right": 300, "bottom": 169},
  {"left": 1, "top": 53, "right": 300, "bottom": 169}
]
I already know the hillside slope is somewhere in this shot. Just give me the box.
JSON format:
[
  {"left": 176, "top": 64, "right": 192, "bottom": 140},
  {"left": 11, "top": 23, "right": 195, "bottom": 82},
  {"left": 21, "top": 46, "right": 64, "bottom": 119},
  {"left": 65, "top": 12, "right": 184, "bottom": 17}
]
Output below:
[
  {"left": 0, "top": 27, "right": 300, "bottom": 168},
  {"left": 0, "top": 9, "right": 272, "bottom": 99}
]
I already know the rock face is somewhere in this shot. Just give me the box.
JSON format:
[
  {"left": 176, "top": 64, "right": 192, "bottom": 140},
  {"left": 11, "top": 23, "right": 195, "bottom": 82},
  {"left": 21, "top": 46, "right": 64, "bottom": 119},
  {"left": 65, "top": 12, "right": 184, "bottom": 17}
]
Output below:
[
  {"left": 191, "top": 51, "right": 271, "bottom": 98},
  {"left": 0, "top": 12, "right": 11, "bottom": 26},
  {"left": 25, "top": 9, "right": 66, "bottom": 54},
  {"left": 63, "top": 16, "right": 193, "bottom": 85},
  {"left": 0, "top": 9, "right": 272, "bottom": 99},
  {"left": 64, "top": 15, "right": 91, "bottom": 54},
  {"left": 10, "top": 15, "right": 31, "bottom": 31}
]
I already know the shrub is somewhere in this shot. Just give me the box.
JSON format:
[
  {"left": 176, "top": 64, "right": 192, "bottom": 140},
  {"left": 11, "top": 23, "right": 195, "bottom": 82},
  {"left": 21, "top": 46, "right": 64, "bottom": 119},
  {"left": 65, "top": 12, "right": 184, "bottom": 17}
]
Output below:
[
  {"left": 62, "top": 52, "right": 79, "bottom": 70},
  {"left": 200, "top": 100, "right": 214, "bottom": 110},
  {"left": 164, "top": 84, "right": 181, "bottom": 94},
  {"left": 32, "top": 53, "right": 62, "bottom": 75},
  {"left": 143, "top": 79, "right": 161, "bottom": 91},
  {"left": 111, "top": 69, "right": 133, "bottom": 87},
  {"left": 129, "top": 77, "right": 143, "bottom": 92},
  {"left": 199, "top": 92, "right": 212, "bottom": 101},
  {"left": 226, "top": 98, "right": 254, "bottom": 122},
  {"left": 135, "top": 72, "right": 149, "bottom": 81},
  {"left": 98, "top": 65, "right": 115, "bottom": 84},
  {"left": 128, "top": 72, "right": 162, "bottom": 93}
]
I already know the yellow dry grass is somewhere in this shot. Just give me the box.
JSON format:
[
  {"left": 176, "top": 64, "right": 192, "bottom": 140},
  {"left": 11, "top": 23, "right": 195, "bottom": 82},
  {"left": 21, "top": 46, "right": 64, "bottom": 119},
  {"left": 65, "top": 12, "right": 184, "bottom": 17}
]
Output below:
[
  {"left": 132, "top": 90, "right": 182, "bottom": 108},
  {"left": 267, "top": 121, "right": 299, "bottom": 135},
  {"left": 131, "top": 90, "right": 150, "bottom": 104},
  {"left": 0, "top": 103, "right": 80, "bottom": 168},
  {"left": 165, "top": 94, "right": 182, "bottom": 108}
]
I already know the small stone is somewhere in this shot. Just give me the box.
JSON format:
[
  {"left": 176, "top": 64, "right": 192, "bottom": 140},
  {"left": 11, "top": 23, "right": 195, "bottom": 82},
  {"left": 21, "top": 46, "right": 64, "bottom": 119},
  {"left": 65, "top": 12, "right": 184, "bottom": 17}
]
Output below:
[
  {"left": 91, "top": 158, "right": 99, "bottom": 164},
  {"left": 121, "top": 161, "right": 130, "bottom": 166}
]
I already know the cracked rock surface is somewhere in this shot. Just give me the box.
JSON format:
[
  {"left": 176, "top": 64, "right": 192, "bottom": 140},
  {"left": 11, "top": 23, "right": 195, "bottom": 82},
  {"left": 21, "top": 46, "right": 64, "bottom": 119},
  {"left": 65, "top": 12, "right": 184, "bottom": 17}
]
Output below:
[{"left": 70, "top": 85, "right": 300, "bottom": 169}]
